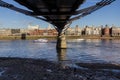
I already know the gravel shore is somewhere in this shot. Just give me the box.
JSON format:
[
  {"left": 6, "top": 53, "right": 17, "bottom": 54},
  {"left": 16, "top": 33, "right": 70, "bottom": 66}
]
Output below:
[{"left": 0, "top": 57, "right": 120, "bottom": 80}]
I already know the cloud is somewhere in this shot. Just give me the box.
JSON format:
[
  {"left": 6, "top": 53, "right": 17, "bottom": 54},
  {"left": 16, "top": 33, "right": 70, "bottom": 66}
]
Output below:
[{"left": 15, "top": 12, "right": 20, "bottom": 14}]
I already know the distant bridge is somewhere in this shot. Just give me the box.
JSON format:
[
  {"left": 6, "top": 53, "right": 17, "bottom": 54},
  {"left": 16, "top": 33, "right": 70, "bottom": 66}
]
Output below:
[{"left": 0, "top": 0, "right": 116, "bottom": 48}]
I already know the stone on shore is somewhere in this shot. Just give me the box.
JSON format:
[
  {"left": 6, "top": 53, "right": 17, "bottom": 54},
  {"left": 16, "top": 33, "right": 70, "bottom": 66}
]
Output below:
[{"left": 0, "top": 57, "right": 120, "bottom": 80}]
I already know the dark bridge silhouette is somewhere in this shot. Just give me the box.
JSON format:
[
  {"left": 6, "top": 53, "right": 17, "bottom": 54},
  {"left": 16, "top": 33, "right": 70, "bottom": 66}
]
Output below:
[{"left": 0, "top": 0, "right": 115, "bottom": 48}]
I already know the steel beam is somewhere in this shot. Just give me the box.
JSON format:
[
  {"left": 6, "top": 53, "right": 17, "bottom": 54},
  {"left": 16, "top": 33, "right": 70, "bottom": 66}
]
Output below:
[
  {"left": 69, "top": 0, "right": 116, "bottom": 22},
  {"left": 0, "top": 0, "right": 48, "bottom": 22}
]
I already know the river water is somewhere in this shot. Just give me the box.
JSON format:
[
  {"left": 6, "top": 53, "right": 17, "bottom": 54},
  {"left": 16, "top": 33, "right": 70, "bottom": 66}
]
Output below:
[{"left": 0, "top": 39, "right": 120, "bottom": 64}]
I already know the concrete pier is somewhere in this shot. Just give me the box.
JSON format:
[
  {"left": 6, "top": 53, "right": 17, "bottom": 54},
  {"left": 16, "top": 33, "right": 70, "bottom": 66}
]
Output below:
[{"left": 56, "top": 33, "right": 67, "bottom": 49}]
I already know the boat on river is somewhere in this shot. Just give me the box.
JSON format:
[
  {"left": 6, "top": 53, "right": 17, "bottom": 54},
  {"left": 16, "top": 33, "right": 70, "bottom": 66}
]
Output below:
[{"left": 33, "top": 39, "right": 48, "bottom": 43}]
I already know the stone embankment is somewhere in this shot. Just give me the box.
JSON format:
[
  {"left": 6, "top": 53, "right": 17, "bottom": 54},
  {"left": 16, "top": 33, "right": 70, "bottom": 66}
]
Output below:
[{"left": 1, "top": 35, "right": 120, "bottom": 40}]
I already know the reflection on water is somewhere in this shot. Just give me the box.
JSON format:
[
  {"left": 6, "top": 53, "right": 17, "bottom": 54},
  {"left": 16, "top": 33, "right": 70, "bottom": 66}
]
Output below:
[
  {"left": 56, "top": 49, "right": 75, "bottom": 69},
  {"left": 57, "top": 49, "right": 67, "bottom": 61},
  {"left": 57, "top": 49, "right": 68, "bottom": 68},
  {"left": 0, "top": 39, "right": 120, "bottom": 65}
]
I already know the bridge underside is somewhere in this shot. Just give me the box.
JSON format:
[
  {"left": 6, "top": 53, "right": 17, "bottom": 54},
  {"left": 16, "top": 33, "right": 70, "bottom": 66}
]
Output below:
[
  {"left": 14, "top": 0, "right": 85, "bottom": 30},
  {"left": 0, "top": 0, "right": 115, "bottom": 48}
]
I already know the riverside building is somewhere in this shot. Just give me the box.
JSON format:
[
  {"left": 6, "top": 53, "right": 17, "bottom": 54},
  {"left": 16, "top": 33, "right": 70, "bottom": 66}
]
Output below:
[
  {"left": 0, "top": 25, "right": 119, "bottom": 37},
  {"left": 102, "top": 25, "right": 110, "bottom": 36},
  {"left": 111, "top": 26, "right": 120, "bottom": 36}
]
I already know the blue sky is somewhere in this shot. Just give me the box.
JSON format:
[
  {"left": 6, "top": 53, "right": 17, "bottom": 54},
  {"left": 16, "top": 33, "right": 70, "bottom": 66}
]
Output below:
[{"left": 0, "top": 0, "right": 120, "bottom": 29}]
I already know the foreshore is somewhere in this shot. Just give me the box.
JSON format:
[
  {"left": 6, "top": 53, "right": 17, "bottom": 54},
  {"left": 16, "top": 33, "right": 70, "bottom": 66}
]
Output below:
[
  {"left": 0, "top": 57, "right": 120, "bottom": 80},
  {"left": 0, "top": 35, "right": 120, "bottom": 40}
]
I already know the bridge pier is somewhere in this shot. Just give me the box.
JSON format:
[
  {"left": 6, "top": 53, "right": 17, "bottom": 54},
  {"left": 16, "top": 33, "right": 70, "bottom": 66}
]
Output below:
[{"left": 56, "top": 33, "right": 67, "bottom": 49}]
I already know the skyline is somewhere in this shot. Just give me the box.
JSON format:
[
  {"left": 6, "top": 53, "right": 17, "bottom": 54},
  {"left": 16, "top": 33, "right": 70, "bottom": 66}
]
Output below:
[{"left": 0, "top": 0, "right": 120, "bottom": 29}]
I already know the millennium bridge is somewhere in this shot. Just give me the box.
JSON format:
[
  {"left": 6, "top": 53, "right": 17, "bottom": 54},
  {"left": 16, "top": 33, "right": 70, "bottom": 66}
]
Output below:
[{"left": 0, "top": 0, "right": 115, "bottom": 48}]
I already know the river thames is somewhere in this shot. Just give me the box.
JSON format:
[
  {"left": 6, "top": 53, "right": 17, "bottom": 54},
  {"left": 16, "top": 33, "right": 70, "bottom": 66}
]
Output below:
[{"left": 0, "top": 39, "right": 120, "bottom": 65}]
